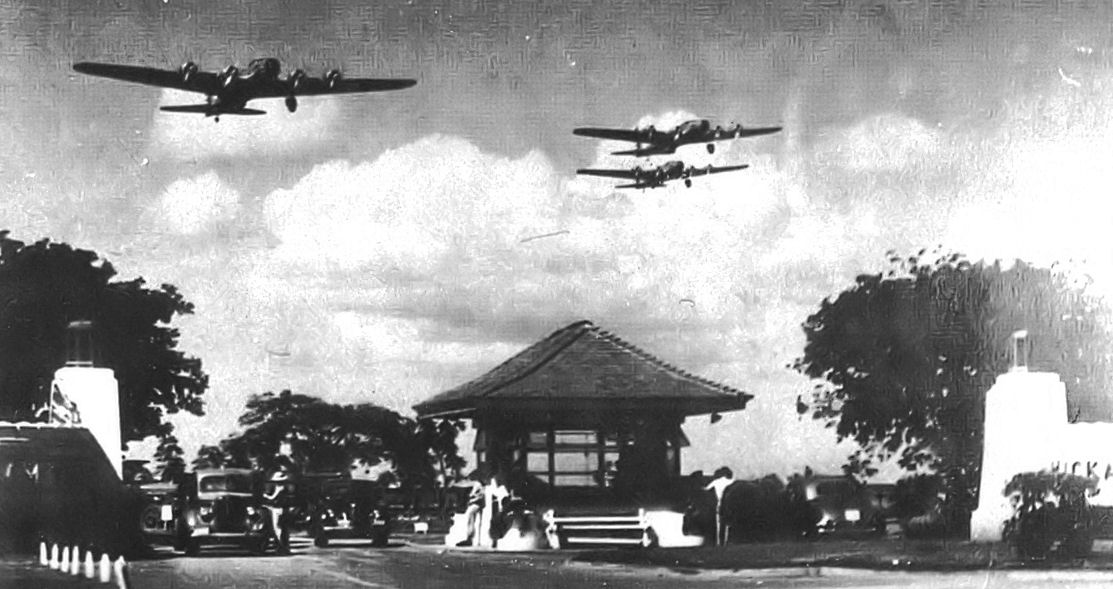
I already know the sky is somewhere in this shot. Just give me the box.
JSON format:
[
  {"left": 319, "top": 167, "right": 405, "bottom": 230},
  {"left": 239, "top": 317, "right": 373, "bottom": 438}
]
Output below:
[{"left": 3, "top": 0, "right": 1113, "bottom": 479}]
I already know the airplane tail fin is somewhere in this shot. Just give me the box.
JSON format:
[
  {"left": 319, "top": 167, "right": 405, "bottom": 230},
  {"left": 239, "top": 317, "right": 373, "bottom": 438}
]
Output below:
[{"left": 159, "top": 105, "right": 267, "bottom": 116}]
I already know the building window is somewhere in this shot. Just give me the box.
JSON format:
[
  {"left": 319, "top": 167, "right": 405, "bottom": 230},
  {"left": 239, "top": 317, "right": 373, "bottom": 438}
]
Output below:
[{"left": 523, "top": 429, "right": 621, "bottom": 488}]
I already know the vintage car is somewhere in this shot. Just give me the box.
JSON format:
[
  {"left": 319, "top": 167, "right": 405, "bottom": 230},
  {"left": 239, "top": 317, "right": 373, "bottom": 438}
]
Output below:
[
  {"left": 174, "top": 468, "right": 287, "bottom": 556},
  {"left": 306, "top": 476, "right": 391, "bottom": 547},
  {"left": 803, "top": 475, "right": 888, "bottom": 537},
  {"left": 137, "top": 481, "right": 181, "bottom": 546}
]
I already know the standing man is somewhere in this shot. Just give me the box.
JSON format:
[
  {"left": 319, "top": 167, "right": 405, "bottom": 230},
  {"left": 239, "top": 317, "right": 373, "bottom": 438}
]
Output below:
[
  {"left": 262, "top": 469, "right": 292, "bottom": 554},
  {"left": 705, "top": 467, "right": 735, "bottom": 546}
]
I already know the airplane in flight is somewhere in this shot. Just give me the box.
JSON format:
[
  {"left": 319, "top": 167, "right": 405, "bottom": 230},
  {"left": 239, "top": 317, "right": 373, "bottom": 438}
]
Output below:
[
  {"left": 72, "top": 58, "right": 417, "bottom": 121},
  {"left": 576, "top": 160, "right": 750, "bottom": 189},
  {"left": 573, "top": 118, "right": 782, "bottom": 156}
]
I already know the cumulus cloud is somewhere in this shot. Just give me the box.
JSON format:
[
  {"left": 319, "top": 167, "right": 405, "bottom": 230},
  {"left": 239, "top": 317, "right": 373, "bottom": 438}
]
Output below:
[
  {"left": 264, "top": 135, "right": 562, "bottom": 272},
  {"left": 149, "top": 89, "right": 341, "bottom": 161},
  {"left": 150, "top": 171, "right": 240, "bottom": 235}
]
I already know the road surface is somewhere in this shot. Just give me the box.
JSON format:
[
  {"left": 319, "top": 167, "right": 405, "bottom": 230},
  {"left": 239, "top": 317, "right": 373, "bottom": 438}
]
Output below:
[{"left": 10, "top": 539, "right": 1113, "bottom": 588}]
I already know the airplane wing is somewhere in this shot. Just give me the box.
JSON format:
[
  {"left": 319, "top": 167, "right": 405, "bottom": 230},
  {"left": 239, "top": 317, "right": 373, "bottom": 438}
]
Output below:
[
  {"left": 576, "top": 168, "right": 640, "bottom": 180},
  {"left": 73, "top": 62, "right": 222, "bottom": 95},
  {"left": 703, "top": 125, "right": 783, "bottom": 141},
  {"left": 611, "top": 145, "right": 676, "bottom": 157},
  {"left": 615, "top": 181, "right": 659, "bottom": 189},
  {"left": 159, "top": 105, "right": 266, "bottom": 116},
  {"left": 572, "top": 127, "right": 660, "bottom": 144},
  {"left": 255, "top": 76, "right": 417, "bottom": 98},
  {"left": 687, "top": 164, "right": 750, "bottom": 178}
]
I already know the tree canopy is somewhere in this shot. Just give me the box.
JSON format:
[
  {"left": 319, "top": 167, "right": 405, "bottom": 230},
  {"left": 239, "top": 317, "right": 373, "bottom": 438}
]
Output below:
[
  {"left": 0, "top": 234, "right": 207, "bottom": 441},
  {"left": 205, "top": 390, "right": 465, "bottom": 492},
  {"left": 793, "top": 251, "right": 1113, "bottom": 524}
]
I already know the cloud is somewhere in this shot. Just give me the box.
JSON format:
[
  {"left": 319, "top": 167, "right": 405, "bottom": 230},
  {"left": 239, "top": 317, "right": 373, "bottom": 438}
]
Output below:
[
  {"left": 149, "top": 89, "right": 341, "bottom": 161},
  {"left": 263, "top": 135, "right": 562, "bottom": 272},
  {"left": 150, "top": 171, "right": 241, "bottom": 235}
]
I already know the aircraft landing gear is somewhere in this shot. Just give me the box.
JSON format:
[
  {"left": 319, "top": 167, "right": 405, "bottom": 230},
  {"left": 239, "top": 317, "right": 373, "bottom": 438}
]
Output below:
[
  {"left": 684, "top": 179, "right": 692, "bottom": 188},
  {"left": 706, "top": 143, "right": 715, "bottom": 154}
]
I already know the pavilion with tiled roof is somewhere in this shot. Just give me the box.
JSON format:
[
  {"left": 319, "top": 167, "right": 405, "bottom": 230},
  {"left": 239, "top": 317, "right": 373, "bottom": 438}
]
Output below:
[{"left": 414, "top": 320, "right": 751, "bottom": 505}]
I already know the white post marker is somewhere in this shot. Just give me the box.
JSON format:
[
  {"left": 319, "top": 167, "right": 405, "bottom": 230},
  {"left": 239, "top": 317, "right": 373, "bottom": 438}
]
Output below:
[
  {"left": 114, "top": 555, "right": 129, "bottom": 589},
  {"left": 60, "top": 546, "right": 69, "bottom": 572},
  {"left": 99, "top": 553, "right": 112, "bottom": 583},
  {"left": 49, "top": 543, "right": 59, "bottom": 569},
  {"left": 38, "top": 541, "right": 48, "bottom": 566},
  {"left": 84, "top": 548, "right": 95, "bottom": 579},
  {"left": 70, "top": 545, "right": 81, "bottom": 575}
]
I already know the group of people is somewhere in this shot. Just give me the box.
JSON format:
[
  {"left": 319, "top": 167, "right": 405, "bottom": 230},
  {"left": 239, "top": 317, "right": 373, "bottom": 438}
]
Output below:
[{"left": 456, "top": 466, "right": 544, "bottom": 549}]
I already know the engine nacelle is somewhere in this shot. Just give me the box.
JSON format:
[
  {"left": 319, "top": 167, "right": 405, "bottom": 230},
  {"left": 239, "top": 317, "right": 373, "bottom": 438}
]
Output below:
[
  {"left": 221, "top": 65, "right": 239, "bottom": 87},
  {"left": 180, "top": 61, "right": 198, "bottom": 83},
  {"left": 325, "top": 69, "right": 343, "bottom": 89},
  {"left": 289, "top": 69, "right": 307, "bottom": 91},
  {"left": 285, "top": 95, "right": 298, "bottom": 113}
]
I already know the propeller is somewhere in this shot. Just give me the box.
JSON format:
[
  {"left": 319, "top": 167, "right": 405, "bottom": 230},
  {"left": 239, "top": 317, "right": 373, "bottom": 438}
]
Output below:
[{"left": 221, "top": 65, "right": 239, "bottom": 87}]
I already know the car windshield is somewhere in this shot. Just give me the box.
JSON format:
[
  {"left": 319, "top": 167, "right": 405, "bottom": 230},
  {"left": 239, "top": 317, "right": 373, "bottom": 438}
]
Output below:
[{"left": 199, "top": 474, "right": 253, "bottom": 493}]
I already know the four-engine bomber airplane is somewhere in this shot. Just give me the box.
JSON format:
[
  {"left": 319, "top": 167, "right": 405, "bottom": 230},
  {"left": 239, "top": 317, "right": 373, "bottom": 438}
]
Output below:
[
  {"left": 72, "top": 58, "right": 417, "bottom": 121},
  {"left": 573, "top": 118, "right": 782, "bottom": 156},
  {"left": 577, "top": 160, "right": 749, "bottom": 189}
]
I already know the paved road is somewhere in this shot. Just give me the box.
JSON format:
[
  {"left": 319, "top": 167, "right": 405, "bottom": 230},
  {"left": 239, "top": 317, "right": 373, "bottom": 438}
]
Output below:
[{"left": 13, "top": 539, "right": 1113, "bottom": 589}]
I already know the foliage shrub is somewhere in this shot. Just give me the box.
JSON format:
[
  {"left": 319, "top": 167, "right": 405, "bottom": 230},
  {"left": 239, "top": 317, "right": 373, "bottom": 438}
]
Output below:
[
  {"left": 893, "top": 474, "right": 949, "bottom": 538},
  {"left": 1003, "top": 471, "right": 1097, "bottom": 560}
]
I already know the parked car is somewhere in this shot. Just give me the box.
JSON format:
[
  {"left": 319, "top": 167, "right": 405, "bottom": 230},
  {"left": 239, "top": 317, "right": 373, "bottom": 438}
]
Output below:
[
  {"left": 803, "top": 475, "right": 887, "bottom": 537},
  {"left": 307, "top": 477, "right": 392, "bottom": 547},
  {"left": 174, "top": 468, "right": 286, "bottom": 556},
  {"left": 137, "top": 481, "right": 180, "bottom": 546}
]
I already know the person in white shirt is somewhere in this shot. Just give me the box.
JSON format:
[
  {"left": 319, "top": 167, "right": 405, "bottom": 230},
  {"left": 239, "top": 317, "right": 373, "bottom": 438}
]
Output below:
[{"left": 705, "top": 466, "right": 735, "bottom": 546}]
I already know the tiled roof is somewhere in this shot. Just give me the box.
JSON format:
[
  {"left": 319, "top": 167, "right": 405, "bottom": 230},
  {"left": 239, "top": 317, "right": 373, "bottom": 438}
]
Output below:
[{"left": 413, "top": 320, "right": 752, "bottom": 419}]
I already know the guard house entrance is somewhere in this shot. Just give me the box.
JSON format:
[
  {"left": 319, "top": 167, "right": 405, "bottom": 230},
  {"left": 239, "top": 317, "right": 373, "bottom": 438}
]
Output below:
[{"left": 414, "top": 320, "right": 751, "bottom": 509}]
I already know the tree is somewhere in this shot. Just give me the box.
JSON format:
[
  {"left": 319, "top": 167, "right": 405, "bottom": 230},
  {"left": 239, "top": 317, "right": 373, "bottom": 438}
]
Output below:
[
  {"left": 0, "top": 234, "right": 207, "bottom": 441},
  {"left": 192, "top": 444, "right": 229, "bottom": 470},
  {"left": 215, "top": 390, "right": 464, "bottom": 499},
  {"left": 793, "top": 251, "right": 1113, "bottom": 532},
  {"left": 153, "top": 432, "right": 186, "bottom": 483}
]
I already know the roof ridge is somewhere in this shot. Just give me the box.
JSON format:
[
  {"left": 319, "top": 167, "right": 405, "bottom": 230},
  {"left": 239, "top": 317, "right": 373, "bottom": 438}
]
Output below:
[
  {"left": 473, "top": 320, "right": 595, "bottom": 399},
  {"left": 591, "top": 328, "right": 743, "bottom": 395}
]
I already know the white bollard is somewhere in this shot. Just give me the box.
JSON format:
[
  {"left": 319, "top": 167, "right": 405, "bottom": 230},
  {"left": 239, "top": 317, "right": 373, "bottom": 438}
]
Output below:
[
  {"left": 99, "top": 553, "right": 112, "bottom": 584},
  {"left": 70, "top": 545, "right": 81, "bottom": 575},
  {"left": 49, "top": 543, "right": 60, "bottom": 569},
  {"left": 114, "top": 555, "right": 129, "bottom": 589},
  {"left": 60, "top": 546, "right": 69, "bottom": 572},
  {"left": 84, "top": 548, "right": 95, "bottom": 579},
  {"left": 38, "top": 541, "right": 48, "bottom": 566}
]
